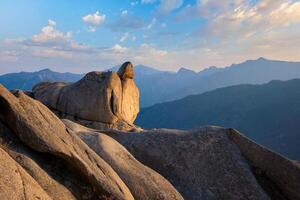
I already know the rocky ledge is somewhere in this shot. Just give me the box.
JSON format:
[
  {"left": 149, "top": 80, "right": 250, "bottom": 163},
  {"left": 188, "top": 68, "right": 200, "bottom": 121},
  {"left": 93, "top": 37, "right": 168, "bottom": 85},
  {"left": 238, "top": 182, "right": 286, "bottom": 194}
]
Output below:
[{"left": 0, "top": 62, "right": 299, "bottom": 200}]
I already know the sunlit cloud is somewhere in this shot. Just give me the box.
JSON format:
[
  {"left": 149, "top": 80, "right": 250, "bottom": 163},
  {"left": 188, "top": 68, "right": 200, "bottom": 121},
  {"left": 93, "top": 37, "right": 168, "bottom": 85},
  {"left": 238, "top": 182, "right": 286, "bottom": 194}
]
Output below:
[{"left": 82, "top": 11, "right": 106, "bottom": 32}]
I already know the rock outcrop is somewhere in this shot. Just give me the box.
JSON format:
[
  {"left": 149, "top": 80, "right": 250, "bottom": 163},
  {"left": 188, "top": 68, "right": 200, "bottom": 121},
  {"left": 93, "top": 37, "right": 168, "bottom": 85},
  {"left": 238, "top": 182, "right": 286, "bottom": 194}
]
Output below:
[
  {"left": 33, "top": 62, "right": 139, "bottom": 131},
  {"left": 95, "top": 127, "right": 300, "bottom": 200},
  {"left": 63, "top": 119, "right": 183, "bottom": 200},
  {"left": 0, "top": 85, "right": 134, "bottom": 200},
  {"left": 0, "top": 84, "right": 183, "bottom": 200}
]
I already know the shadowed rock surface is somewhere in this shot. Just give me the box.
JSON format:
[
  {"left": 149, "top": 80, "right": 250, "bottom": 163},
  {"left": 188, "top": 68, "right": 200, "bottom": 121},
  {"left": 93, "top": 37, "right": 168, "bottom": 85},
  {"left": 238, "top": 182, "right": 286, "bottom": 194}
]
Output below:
[
  {"left": 100, "top": 127, "right": 300, "bottom": 200},
  {"left": 33, "top": 62, "right": 139, "bottom": 131},
  {"left": 228, "top": 129, "right": 300, "bottom": 200}
]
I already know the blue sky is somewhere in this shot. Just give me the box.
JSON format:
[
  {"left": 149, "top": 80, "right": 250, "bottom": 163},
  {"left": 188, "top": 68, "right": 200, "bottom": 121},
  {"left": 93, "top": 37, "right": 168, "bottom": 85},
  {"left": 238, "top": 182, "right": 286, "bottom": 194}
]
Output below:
[{"left": 0, "top": 0, "right": 300, "bottom": 74}]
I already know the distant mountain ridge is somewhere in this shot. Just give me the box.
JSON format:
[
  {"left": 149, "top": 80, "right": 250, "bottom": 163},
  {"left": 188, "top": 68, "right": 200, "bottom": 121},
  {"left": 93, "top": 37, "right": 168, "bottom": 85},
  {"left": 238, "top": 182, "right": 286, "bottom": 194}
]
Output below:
[
  {"left": 1, "top": 58, "right": 300, "bottom": 107},
  {"left": 0, "top": 68, "right": 83, "bottom": 91},
  {"left": 135, "top": 57, "right": 300, "bottom": 107},
  {"left": 136, "top": 79, "right": 300, "bottom": 160}
]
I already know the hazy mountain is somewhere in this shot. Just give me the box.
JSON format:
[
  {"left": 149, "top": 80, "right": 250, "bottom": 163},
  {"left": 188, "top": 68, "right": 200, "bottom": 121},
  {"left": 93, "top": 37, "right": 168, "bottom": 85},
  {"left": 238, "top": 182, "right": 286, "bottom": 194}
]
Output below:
[
  {"left": 1, "top": 58, "right": 300, "bottom": 107},
  {"left": 136, "top": 79, "right": 300, "bottom": 160},
  {"left": 134, "top": 66, "right": 224, "bottom": 107},
  {"left": 0, "top": 65, "right": 163, "bottom": 92},
  {"left": 135, "top": 58, "right": 300, "bottom": 107},
  {"left": 0, "top": 68, "right": 83, "bottom": 91},
  {"left": 109, "top": 64, "right": 163, "bottom": 76}
]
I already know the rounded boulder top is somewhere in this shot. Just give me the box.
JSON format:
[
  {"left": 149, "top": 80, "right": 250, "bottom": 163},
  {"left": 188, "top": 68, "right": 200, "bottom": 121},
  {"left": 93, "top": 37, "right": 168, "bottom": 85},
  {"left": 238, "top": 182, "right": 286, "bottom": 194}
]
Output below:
[{"left": 118, "top": 62, "right": 134, "bottom": 80}]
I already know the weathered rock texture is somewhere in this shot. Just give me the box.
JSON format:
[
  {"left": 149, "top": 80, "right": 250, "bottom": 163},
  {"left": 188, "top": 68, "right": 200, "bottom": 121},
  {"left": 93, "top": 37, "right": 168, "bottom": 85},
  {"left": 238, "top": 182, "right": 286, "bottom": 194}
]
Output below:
[
  {"left": 0, "top": 147, "right": 52, "bottom": 200},
  {"left": 33, "top": 62, "right": 139, "bottom": 131},
  {"left": 63, "top": 119, "right": 184, "bottom": 200},
  {"left": 228, "top": 129, "right": 300, "bottom": 200},
  {"left": 99, "top": 127, "right": 300, "bottom": 200}
]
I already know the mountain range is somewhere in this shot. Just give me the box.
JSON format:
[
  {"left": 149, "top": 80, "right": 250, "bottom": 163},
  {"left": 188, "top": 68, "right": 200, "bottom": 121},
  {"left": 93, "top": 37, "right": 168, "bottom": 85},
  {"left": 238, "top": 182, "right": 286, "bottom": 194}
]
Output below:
[
  {"left": 0, "top": 68, "right": 83, "bottom": 91},
  {"left": 136, "top": 79, "right": 300, "bottom": 160},
  {"left": 1, "top": 58, "right": 300, "bottom": 108},
  {"left": 134, "top": 57, "right": 300, "bottom": 107}
]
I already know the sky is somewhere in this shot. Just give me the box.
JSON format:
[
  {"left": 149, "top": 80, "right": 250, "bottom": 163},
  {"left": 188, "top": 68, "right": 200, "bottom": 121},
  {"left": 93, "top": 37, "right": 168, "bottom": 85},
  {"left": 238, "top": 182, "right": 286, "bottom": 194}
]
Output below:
[{"left": 0, "top": 0, "right": 300, "bottom": 74}]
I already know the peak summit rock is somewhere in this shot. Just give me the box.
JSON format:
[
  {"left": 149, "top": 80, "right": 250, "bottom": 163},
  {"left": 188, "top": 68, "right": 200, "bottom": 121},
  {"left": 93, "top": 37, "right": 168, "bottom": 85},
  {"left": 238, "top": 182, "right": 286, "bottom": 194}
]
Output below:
[
  {"left": 33, "top": 62, "right": 139, "bottom": 131},
  {"left": 118, "top": 62, "right": 134, "bottom": 80}
]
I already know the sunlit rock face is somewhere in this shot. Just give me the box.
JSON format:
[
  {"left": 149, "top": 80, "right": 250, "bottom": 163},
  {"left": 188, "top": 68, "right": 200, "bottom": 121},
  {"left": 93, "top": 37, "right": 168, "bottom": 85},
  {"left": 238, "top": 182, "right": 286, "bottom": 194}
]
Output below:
[{"left": 32, "top": 62, "right": 140, "bottom": 131}]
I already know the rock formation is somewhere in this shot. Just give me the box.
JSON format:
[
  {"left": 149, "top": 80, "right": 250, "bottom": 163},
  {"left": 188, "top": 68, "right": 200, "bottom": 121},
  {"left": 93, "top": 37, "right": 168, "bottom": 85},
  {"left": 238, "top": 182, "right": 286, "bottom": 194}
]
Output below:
[
  {"left": 69, "top": 125, "right": 299, "bottom": 200},
  {"left": 0, "top": 62, "right": 300, "bottom": 200},
  {"left": 33, "top": 62, "right": 139, "bottom": 131},
  {"left": 63, "top": 119, "right": 183, "bottom": 200},
  {"left": 0, "top": 85, "right": 134, "bottom": 200}
]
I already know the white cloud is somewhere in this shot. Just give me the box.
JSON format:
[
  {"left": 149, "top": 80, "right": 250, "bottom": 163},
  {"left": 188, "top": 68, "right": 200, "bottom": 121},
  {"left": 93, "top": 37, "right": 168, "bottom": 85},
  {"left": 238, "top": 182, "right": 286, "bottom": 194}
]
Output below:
[
  {"left": 157, "top": 0, "right": 183, "bottom": 14},
  {"left": 147, "top": 18, "right": 157, "bottom": 29},
  {"left": 82, "top": 11, "right": 106, "bottom": 32},
  {"left": 82, "top": 11, "right": 106, "bottom": 26},
  {"left": 269, "top": 2, "right": 300, "bottom": 26},
  {"left": 32, "top": 20, "right": 72, "bottom": 44},
  {"left": 119, "top": 32, "right": 136, "bottom": 43},
  {"left": 139, "top": 43, "right": 168, "bottom": 56},
  {"left": 111, "top": 44, "right": 128, "bottom": 53},
  {"left": 48, "top": 19, "right": 56, "bottom": 26},
  {"left": 193, "top": 0, "right": 300, "bottom": 40},
  {"left": 120, "top": 32, "right": 129, "bottom": 42},
  {"left": 87, "top": 27, "right": 97, "bottom": 32},
  {"left": 121, "top": 10, "right": 128, "bottom": 16},
  {"left": 131, "top": 1, "right": 139, "bottom": 6}
]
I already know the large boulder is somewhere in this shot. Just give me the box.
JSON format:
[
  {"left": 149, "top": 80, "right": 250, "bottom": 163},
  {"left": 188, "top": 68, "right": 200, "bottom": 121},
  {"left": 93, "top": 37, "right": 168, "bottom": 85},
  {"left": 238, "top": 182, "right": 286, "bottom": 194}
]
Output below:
[{"left": 32, "top": 62, "right": 139, "bottom": 131}]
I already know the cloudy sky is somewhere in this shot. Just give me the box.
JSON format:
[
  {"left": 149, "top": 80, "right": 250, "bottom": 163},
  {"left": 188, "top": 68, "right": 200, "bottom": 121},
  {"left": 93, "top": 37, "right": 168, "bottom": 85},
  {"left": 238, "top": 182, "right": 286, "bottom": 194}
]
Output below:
[{"left": 0, "top": 0, "right": 300, "bottom": 74}]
